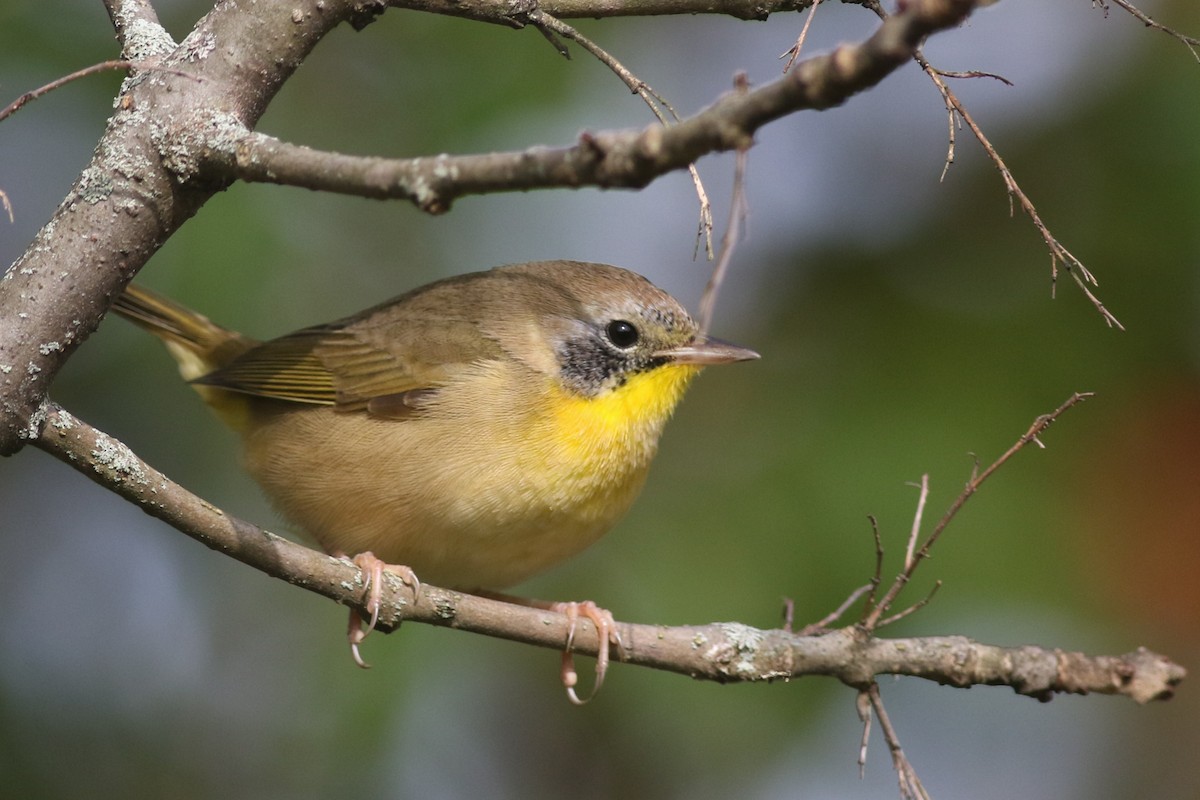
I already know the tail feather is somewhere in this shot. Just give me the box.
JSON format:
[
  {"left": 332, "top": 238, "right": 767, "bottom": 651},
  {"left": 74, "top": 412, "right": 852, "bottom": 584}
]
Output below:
[{"left": 112, "top": 284, "right": 257, "bottom": 382}]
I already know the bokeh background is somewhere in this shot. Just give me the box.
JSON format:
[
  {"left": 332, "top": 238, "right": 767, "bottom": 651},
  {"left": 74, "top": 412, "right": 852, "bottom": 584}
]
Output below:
[{"left": 2, "top": 1, "right": 1198, "bottom": 797}]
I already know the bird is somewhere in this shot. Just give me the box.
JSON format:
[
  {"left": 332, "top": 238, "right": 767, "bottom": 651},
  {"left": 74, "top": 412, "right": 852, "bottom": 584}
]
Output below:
[{"left": 111, "top": 260, "right": 758, "bottom": 702}]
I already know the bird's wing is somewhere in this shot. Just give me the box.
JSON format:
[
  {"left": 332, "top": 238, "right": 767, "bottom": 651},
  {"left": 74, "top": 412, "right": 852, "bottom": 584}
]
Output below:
[{"left": 194, "top": 326, "right": 446, "bottom": 415}]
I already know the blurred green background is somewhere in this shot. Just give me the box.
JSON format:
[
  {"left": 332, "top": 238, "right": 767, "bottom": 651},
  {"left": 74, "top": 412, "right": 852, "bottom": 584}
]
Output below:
[{"left": 2, "top": 1, "right": 1198, "bottom": 797}]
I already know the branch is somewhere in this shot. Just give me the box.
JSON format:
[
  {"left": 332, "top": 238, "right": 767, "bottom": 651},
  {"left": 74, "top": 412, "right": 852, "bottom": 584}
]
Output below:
[
  {"left": 104, "top": 0, "right": 164, "bottom": 55},
  {"left": 393, "top": 0, "right": 819, "bottom": 23},
  {"left": 32, "top": 401, "right": 1185, "bottom": 703},
  {"left": 217, "top": 0, "right": 982, "bottom": 211}
]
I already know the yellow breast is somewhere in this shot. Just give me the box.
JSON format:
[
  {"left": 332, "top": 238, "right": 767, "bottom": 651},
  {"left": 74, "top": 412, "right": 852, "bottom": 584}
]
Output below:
[
  {"left": 548, "top": 362, "right": 700, "bottom": 466},
  {"left": 532, "top": 362, "right": 701, "bottom": 520}
]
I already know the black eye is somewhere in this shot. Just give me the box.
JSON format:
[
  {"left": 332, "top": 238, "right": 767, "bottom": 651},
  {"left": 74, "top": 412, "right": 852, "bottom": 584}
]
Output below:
[{"left": 605, "top": 320, "right": 640, "bottom": 349}]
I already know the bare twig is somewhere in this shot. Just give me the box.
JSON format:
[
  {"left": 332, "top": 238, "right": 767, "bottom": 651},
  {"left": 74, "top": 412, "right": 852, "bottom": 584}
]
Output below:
[
  {"left": 780, "top": 0, "right": 821, "bottom": 72},
  {"left": 497, "top": 0, "right": 821, "bottom": 20},
  {"left": 864, "top": 515, "right": 885, "bottom": 614},
  {"left": 935, "top": 77, "right": 961, "bottom": 181},
  {"left": 1095, "top": 0, "right": 1200, "bottom": 61},
  {"left": 797, "top": 583, "right": 875, "bottom": 636},
  {"left": 691, "top": 176, "right": 715, "bottom": 261},
  {"left": 856, "top": 1, "right": 1124, "bottom": 328},
  {"left": 877, "top": 581, "right": 941, "bottom": 628},
  {"left": 933, "top": 67, "right": 1012, "bottom": 85},
  {"left": 869, "top": 684, "right": 931, "bottom": 800},
  {"left": 863, "top": 392, "right": 1094, "bottom": 629},
  {"left": 220, "top": 0, "right": 982, "bottom": 213},
  {"left": 398, "top": 0, "right": 821, "bottom": 23},
  {"left": 696, "top": 141, "right": 749, "bottom": 335},
  {"left": 856, "top": 688, "right": 873, "bottom": 779},
  {"left": 904, "top": 473, "right": 929, "bottom": 571},
  {"left": 917, "top": 60, "right": 1124, "bottom": 329},
  {"left": 526, "top": 9, "right": 714, "bottom": 256},
  {"left": 0, "top": 61, "right": 133, "bottom": 125}
]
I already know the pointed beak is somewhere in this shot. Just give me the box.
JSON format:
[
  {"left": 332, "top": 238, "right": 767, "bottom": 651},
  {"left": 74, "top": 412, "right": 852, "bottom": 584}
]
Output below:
[{"left": 657, "top": 336, "right": 760, "bottom": 366}]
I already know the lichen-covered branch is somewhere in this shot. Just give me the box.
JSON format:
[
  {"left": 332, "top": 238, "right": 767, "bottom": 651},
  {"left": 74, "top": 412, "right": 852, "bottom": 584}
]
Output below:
[
  {"left": 0, "top": 0, "right": 350, "bottom": 455},
  {"left": 33, "top": 402, "right": 1186, "bottom": 704}
]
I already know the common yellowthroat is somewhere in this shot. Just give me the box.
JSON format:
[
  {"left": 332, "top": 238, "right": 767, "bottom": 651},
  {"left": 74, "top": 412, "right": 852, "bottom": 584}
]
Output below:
[{"left": 112, "top": 260, "right": 757, "bottom": 698}]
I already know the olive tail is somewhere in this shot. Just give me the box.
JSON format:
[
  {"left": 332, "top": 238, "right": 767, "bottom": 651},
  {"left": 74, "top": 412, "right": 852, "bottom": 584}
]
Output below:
[{"left": 112, "top": 284, "right": 256, "bottom": 382}]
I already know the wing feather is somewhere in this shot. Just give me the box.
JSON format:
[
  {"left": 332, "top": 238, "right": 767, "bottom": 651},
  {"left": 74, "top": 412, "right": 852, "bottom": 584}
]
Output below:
[{"left": 193, "top": 326, "right": 450, "bottom": 412}]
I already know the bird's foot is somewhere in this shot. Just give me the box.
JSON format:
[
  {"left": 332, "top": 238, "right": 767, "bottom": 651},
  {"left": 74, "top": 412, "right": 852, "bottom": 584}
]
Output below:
[
  {"left": 346, "top": 551, "right": 420, "bottom": 669},
  {"left": 550, "top": 600, "right": 623, "bottom": 705}
]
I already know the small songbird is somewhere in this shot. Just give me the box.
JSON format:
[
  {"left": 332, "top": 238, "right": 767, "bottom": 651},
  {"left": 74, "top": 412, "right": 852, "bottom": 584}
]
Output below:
[{"left": 112, "top": 260, "right": 758, "bottom": 701}]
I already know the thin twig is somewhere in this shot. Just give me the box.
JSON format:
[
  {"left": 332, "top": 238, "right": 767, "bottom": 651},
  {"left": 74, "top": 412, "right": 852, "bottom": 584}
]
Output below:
[
  {"left": 864, "top": 514, "right": 885, "bottom": 615},
  {"left": 904, "top": 473, "right": 929, "bottom": 571},
  {"left": 857, "top": 1, "right": 1124, "bottom": 329},
  {"left": 218, "top": 0, "right": 983, "bottom": 217},
  {"left": 935, "top": 75, "right": 960, "bottom": 181},
  {"left": 0, "top": 61, "right": 132, "bottom": 125},
  {"left": 526, "top": 9, "right": 714, "bottom": 257},
  {"left": 781, "top": 0, "right": 821, "bottom": 73},
  {"left": 797, "top": 583, "right": 875, "bottom": 636},
  {"left": 863, "top": 392, "right": 1093, "bottom": 629},
  {"left": 917, "top": 58, "right": 1123, "bottom": 328},
  {"left": 856, "top": 688, "right": 873, "bottom": 779},
  {"left": 696, "top": 141, "right": 749, "bottom": 336},
  {"left": 869, "top": 684, "right": 931, "bottom": 800},
  {"left": 933, "top": 68, "right": 1013, "bottom": 85},
  {"left": 877, "top": 581, "right": 941, "bottom": 628},
  {"left": 1097, "top": 0, "right": 1200, "bottom": 61}
]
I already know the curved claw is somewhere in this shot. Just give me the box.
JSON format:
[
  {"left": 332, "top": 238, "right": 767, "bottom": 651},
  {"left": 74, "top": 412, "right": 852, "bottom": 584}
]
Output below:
[
  {"left": 345, "top": 552, "right": 420, "bottom": 669},
  {"left": 553, "top": 600, "right": 622, "bottom": 705}
]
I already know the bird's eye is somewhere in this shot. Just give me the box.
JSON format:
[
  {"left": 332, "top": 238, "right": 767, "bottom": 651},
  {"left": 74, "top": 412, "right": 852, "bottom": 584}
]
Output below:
[{"left": 605, "top": 320, "right": 640, "bottom": 349}]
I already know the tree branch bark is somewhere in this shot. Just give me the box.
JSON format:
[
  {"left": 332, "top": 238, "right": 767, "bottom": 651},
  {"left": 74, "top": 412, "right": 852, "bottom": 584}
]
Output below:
[
  {"left": 392, "top": 0, "right": 820, "bottom": 23},
  {"left": 0, "top": 0, "right": 352, "bottom": 455},
  {"left": 32, "top": 401, "right": 1185, "bottom": 704},
  {"left": 224, "top": 0, "right": 971, "bottom": 211}
]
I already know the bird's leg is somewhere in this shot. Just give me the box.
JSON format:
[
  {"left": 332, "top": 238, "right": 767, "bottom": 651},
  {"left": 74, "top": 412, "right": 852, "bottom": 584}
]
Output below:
[
  {"left": 480, "top": 592, "right": 623, "bottom": 704},
  {"left": 552, "top": 600, "right": 623, "bottom": 705},
  {"left": 345, "top": 551, "right": 420, "bottom": 669}
]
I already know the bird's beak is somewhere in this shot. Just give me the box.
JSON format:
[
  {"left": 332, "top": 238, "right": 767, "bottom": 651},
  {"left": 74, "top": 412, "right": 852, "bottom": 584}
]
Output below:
[{"left": 658, "top": 337, "right": 760, "bottom": 365}]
